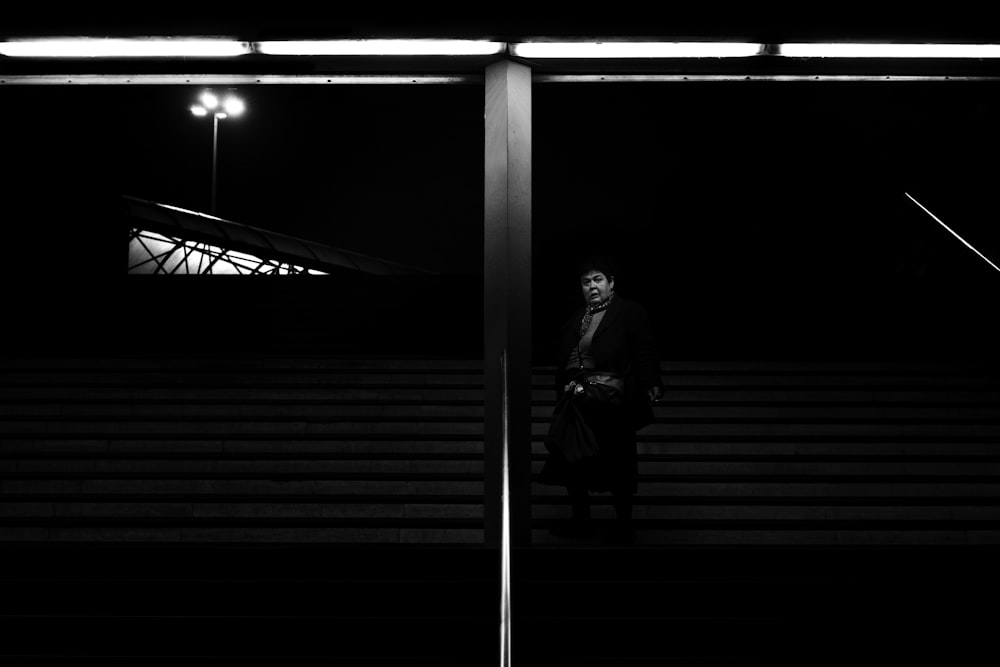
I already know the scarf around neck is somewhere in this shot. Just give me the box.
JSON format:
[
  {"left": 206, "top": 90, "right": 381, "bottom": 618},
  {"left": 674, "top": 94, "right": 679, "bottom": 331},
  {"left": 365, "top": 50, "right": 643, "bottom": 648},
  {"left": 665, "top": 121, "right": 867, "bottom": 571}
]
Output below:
[{"left": 578, "top": 291, "right": 614, "bottom": 338}]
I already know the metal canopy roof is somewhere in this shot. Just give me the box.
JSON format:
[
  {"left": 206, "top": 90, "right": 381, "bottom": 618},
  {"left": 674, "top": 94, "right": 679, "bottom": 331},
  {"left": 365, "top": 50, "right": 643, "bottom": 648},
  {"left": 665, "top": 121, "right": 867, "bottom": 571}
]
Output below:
[
  {"left": 123, "top": 195, "right": 435, "bottom": 275},
  {"left": 6, "top": 13, "right": 1000, "bottom": 80}
]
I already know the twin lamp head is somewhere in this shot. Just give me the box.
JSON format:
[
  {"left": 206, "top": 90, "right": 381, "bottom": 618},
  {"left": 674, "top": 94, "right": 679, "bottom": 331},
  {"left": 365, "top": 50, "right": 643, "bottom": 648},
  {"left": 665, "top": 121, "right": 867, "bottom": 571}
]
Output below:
[{"left": 190, "top": 91, "right": 244, "bottom": 119}]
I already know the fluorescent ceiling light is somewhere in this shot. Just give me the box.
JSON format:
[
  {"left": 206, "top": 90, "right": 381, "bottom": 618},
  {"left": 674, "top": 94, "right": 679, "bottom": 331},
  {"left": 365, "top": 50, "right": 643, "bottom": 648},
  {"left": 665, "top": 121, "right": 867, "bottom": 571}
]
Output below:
[
  {"left": 509, "top": 41, "right": 763, "bottom": 58},
  {"left": 0, "top": 74, "right": 481, "bottom": 84},
  {"left": 780, "top": 43, "right": 1000, "bottom": 58},
  {"left": 255, "top": 39, "right": 506, "bottom": 56},
  {"left": 0, "top": 38, "right": 252, "bottom": 58}
]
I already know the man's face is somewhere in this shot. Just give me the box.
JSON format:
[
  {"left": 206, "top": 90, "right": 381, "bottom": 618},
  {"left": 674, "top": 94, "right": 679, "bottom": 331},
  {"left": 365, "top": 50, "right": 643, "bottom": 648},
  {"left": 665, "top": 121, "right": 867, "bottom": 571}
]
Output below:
[{"left": 580, "top": 270, "right": 614, "bottom": 305}]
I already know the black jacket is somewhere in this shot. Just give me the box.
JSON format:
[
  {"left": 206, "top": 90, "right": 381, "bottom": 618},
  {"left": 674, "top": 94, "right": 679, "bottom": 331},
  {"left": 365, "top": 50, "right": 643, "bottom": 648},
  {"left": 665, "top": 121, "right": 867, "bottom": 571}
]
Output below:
[{"left": 554, "top": 294, "right": 663, "bottom": 431}]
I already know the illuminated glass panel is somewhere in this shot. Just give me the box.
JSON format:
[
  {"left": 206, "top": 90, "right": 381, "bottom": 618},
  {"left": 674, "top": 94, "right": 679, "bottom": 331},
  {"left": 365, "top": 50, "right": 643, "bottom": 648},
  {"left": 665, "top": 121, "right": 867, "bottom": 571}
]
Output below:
[{"left": 128, "top": 229, "right": 325, "bottom": 275}]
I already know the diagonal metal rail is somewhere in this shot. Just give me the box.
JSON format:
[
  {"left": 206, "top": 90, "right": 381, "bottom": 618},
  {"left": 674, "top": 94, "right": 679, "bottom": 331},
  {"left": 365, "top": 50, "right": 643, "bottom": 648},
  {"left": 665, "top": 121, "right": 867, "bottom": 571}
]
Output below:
[{"left": 905, "top": 192, "right": 1000, "bottom": 274}]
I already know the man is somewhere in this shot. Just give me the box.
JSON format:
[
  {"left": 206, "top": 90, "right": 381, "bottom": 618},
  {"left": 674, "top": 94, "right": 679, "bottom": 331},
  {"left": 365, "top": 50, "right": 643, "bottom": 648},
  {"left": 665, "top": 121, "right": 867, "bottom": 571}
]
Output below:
[{"left": 540, "top": 254, "right": 663, "bottom": 545}]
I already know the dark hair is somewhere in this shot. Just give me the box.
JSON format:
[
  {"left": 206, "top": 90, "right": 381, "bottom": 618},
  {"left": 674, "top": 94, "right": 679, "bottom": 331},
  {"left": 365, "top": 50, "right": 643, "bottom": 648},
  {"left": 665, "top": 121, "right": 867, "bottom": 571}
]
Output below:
[{"left": 574, "top": 254, "right": 617, "bottom": 281}]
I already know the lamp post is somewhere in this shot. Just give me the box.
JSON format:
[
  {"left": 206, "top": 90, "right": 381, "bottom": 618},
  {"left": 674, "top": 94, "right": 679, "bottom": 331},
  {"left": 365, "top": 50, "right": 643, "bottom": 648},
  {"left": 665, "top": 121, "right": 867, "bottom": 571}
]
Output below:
[{"left": 190, "top": 90, "right": 244, "bottom": 215}]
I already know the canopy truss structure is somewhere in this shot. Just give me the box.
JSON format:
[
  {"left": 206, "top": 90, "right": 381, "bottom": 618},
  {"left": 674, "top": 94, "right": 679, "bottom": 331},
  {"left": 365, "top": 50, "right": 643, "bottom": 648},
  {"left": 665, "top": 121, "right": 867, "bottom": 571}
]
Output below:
[{"left": 123, "top": 195, "right": 434, "bottom": 276}]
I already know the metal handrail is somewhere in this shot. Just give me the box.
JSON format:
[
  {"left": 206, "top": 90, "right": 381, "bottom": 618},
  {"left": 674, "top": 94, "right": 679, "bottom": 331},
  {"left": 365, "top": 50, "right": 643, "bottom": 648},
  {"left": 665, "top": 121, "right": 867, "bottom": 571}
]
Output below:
[{"left": 500, "top": 349, "right": 511, "bottom": 667}]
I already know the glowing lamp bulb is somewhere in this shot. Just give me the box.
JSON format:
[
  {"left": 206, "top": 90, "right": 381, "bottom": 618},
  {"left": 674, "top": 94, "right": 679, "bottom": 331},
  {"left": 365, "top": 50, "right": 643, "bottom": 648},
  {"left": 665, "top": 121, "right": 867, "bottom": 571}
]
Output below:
[{"left": 222, "top": 97, "right": 245, "bottom": 116}]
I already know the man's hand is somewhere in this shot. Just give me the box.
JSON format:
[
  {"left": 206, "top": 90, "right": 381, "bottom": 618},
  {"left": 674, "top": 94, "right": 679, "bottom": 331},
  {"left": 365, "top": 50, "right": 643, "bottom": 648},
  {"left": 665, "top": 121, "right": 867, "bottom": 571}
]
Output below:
[{"left": 647, "top": 386, "right": 662, "bottom": 404}]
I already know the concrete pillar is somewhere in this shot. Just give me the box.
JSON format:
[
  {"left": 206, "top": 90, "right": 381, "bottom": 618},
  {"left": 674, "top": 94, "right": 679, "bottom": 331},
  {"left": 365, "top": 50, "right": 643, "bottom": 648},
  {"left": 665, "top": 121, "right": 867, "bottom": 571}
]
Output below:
[{"left": 484, "top": 58, "right": 532, "bottom": 548}]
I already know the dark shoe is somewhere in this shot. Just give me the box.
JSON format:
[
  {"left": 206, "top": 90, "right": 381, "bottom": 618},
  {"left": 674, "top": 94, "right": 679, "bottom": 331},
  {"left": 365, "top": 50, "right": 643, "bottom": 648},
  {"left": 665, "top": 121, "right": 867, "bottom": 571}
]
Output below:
[{"left": 549, "top": 520, "right": 595, "bottom": 539}]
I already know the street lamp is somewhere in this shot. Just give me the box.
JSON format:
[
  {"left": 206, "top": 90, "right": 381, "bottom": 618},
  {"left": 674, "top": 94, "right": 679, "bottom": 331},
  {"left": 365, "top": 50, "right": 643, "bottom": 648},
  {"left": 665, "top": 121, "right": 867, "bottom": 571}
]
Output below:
[{"left": 190, "top": 90, "right": 244, "bottom": 215}]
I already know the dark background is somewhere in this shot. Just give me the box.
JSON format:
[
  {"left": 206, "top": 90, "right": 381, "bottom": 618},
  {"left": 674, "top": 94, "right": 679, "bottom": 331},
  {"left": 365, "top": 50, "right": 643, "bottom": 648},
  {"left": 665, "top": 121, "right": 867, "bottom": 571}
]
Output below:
[
  {"left": 532, "top": 80, "right": 1000, "bottom": 362},
  {"left": 3, "top": 12, "right": 1000, "bottom": 362}
]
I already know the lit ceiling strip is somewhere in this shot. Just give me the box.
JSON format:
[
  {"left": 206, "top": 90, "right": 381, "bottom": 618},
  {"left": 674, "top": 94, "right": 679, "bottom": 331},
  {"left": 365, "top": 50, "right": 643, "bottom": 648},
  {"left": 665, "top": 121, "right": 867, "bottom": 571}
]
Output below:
[
  {"left": 0, "top": 38, "right": 252, "bottom": 58},
  {"left": 0, "top": 37, "right": 506, "bottom": 58},
  {"left": 0, "top": 74, "right": 481, "bottom": 85},
  {"left": 533, "top": 74, "right": 1000, "bottom": 82},
  {"left": 4, "top": 39, "right": 1000, "bottom": 60},
  {"left": 253, "top": 39, "right": 507, "bottom": 56},
  {"left": 509, "top": 41, "right": 764, "bottom": 58},
  {"left": 779, "top": 43, "right": 1000, "bottom": 58},
  {"left": 509, "top": 41, "right": 1000, "bottom": 59}
]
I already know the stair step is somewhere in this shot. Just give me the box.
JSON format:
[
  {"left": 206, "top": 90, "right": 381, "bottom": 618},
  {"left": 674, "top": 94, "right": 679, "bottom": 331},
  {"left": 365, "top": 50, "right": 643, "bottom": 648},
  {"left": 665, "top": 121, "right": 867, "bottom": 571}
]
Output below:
[
  {"left": 535, "top": 422, "right": 1000, "bottom": 437},
  {"left": 0, "top": 371, "right": 485, "bottom": 387},
  {"left": 1, "top": 439, "right": 484, "bottom": 454},
  {"left": 0, "top": 523, "right": 486, "bottom": 544},
  {"left": 533, "top": 481, "right": 1000, "bottom": 495},
  {"left": 1, "top": 500, "right": 483, "bottom": 518},
  {"left": 8, "top": 458, "right": 482, "bottom": 474},
  {"left": 0, "top": 404, "right": 486, "bottom": 418},
  {"left": 531, "top": 504, "right": 1000, "bottom": 520},
  {"left": 2, "top": 479, "right": 483, "bottom": 494},
  {"left": 0, "top": 357, "right": 485, "bottom": 371},
  {"left": 1, "top": 420, "right": 486, "bottom": 435},
  {"left": 532, "top": 460, "right": 1000, "bottom": 475}
]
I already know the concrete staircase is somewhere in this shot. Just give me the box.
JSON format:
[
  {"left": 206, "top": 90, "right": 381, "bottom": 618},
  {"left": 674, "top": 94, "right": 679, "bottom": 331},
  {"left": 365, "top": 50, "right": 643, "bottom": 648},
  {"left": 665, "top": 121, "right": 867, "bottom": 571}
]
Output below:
[
  {"left": 3, "top": 356, "right": 999, "bottom": 545},
  {"left": 2, "top": 355, "right": 999, "bottom": 664},
  {"left": 0, "top": 356, "right": 485, "bottom": 545},
  {"left": 532, "top": 360, "right": 1000, "bottom": 546}
]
